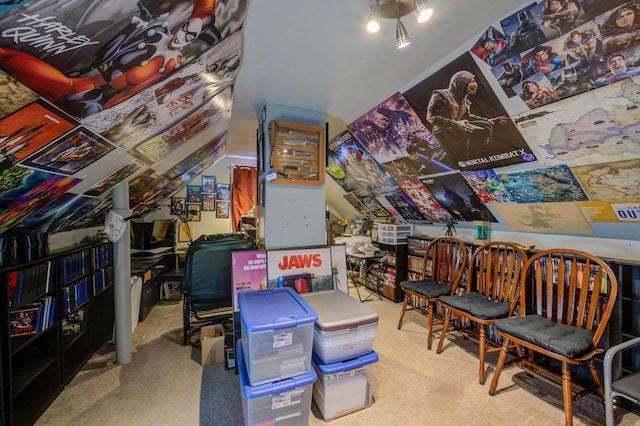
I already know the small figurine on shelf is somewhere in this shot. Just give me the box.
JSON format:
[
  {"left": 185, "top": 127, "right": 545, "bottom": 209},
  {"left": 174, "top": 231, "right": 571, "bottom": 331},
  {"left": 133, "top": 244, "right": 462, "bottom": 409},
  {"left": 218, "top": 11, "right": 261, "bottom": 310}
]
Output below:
[{"left": 443, "top": 217, "right": 457, "bottom": 236}]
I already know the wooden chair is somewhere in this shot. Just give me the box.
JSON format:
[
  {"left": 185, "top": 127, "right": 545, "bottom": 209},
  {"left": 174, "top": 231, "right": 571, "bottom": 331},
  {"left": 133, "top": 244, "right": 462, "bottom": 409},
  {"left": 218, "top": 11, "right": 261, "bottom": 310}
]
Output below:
[
  {"left": 488, "top": 249, "right": 619, "bottom": 426},
  {"left": 436, "top": 242, "right": 528, "bottom": 384},
  {"left": 397, "top": 236, "right": 468, "bottom": 350}
]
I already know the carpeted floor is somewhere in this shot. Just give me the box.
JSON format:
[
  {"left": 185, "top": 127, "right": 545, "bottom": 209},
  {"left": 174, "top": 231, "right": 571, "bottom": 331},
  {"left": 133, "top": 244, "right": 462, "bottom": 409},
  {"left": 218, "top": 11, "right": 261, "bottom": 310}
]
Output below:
[
  {"left": 512, "top": 372, "right": 606, "bottom": 426},
  {"left": 200, "top": 362, "right": 242, "bottom": 426}
]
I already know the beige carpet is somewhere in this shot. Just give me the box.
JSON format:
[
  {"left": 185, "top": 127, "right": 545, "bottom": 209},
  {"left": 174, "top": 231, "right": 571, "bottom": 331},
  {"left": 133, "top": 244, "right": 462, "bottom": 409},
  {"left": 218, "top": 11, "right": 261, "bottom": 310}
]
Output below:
[{"left": 36, "top": 287, "right": 640, "bottom": 426}]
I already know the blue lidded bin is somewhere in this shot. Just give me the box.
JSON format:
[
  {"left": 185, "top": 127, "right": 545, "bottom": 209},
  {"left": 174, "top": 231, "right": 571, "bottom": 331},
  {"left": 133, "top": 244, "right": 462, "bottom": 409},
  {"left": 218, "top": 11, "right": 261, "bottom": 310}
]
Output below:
[
  {"left": 237, "top": 339, "right": 316, "bottom": 426},
  {"left": 238, "top": 288, "right": 317, "bottom": 386},
  {"left": 312, "top": 351, "right": 378, "bottom": 421}
]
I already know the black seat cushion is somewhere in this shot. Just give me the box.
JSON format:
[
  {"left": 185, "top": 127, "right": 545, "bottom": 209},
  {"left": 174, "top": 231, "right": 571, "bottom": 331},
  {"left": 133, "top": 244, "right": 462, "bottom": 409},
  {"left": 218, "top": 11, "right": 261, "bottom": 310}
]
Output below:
[
  {"left": 440, "top": 292, "right": 511, "bottom": 320},
  {"left": 400, "top": 279, "right": 452, "bottom": 298},
  {"left": 495, "top": 315, "right": 595, "bottom": 359}
]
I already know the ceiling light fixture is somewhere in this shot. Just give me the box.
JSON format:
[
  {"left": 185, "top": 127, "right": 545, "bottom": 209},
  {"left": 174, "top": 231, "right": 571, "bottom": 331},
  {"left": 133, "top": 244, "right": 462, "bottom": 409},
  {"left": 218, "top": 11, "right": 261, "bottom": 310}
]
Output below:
[
  {"left": 396, "top": 0, "right": 410, "bottom": 49},
  {"left": 366, "top": 0, "right": 434, "bottom": 49},
  {"left": 367, "top": 0, "right": 381, "bottom": 33}
]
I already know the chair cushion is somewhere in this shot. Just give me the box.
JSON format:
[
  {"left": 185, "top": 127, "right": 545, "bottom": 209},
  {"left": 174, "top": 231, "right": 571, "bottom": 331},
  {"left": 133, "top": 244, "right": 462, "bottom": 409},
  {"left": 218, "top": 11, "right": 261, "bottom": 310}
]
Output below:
[
  {"left": 440, "top": 292, "right": 511, "bottom": 320},
  {"left": 495, "top": 315, "right": 595, "bottom": 359},
  {"left": 400, "top": 279, "right": 452, "bottom": 298}
]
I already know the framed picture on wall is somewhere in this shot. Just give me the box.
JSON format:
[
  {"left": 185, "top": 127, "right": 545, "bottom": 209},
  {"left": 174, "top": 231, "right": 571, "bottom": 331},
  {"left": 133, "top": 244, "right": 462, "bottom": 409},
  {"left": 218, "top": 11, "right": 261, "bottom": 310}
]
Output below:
[
  {"left": 171, "top": 197, "right": 186, "bottom": 216},
  {"left": 202, "top": 176, "right": 216, "bottom": 193},
  {"left": 186, "top": 185, "right": 202, "bottom": 203},
  {"left": 187, "top": 203, "right": 201, "bottom": 221},
  {"left": 202, "top": 194, "right": 216, "bottom": 211},
  {"left": 216, "top": 201, "right": 230, "bottom": 218},
  {"left": 216, "top": 183, "right": 230, "bottom": 201}
]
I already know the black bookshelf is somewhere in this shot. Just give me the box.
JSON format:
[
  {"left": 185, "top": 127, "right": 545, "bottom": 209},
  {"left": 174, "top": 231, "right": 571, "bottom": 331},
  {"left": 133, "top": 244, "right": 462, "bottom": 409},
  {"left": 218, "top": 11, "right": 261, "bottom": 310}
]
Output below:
[{"left": 1, "top": 241, "right": 114, "bottom": 424}]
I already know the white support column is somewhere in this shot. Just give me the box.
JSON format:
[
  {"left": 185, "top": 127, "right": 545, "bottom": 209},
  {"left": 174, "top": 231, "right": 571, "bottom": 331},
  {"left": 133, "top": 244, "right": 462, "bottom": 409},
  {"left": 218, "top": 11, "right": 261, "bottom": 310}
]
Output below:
[{"left": 112, "top": 181, "right": 133, "bottom": 364}]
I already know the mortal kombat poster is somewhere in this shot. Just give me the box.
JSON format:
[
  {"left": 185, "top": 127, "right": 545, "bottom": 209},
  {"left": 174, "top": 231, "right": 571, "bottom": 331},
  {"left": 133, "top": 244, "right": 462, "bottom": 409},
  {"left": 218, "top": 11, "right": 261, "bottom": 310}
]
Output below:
[{"left": 403, "top": 52, "right": 536, "bottom": 171}]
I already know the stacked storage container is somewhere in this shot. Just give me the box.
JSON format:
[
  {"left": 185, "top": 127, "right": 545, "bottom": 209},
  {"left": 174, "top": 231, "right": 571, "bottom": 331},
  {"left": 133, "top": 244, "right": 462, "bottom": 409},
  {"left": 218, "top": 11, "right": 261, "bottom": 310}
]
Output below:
[
  {"left": 237, "top": 288, "right": 318, "bottom": 425},
  {"left": 301, "top": 290, "right": 379, "bottom": 420}
]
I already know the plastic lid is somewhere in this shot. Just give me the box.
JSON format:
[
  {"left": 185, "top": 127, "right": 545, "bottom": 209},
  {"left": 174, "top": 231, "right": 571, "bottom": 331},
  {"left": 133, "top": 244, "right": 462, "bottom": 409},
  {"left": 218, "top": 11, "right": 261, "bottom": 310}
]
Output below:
[
  {"left": 301, "top": 290, "right": 378, "bottom": 331},
  {"left": 312, "top": 351, "right": 378, "bottom": 373},
  {"left": 237, "top": 339, "right": 317, "bottom": 397},
  {"left": 238, "top": 288, "right": 318, "bottom": 332}
]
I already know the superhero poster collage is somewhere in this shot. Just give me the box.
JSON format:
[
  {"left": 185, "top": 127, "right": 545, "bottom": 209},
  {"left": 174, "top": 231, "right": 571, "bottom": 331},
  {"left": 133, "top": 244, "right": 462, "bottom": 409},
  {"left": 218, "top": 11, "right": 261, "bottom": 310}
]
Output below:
[
  {"left": 329, "top": 0, "right": 640, "bottom": 234},
  {"left": 0, "top": 0, "right": 247, "bottom": 235}
]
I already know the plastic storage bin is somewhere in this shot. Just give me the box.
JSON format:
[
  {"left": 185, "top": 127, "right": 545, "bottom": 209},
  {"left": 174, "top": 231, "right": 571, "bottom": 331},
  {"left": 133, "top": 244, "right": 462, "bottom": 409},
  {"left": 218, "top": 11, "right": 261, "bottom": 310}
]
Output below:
[
  {"left": 301, "top": 290, "right": 378, "bottom": 363},
  {"left": 238, "top": 340, "right": 316, "bottom": 426},
  {"left": 376, "top": 224, "right": 414, "bottom": 244},
  {"left": 239, "top": 288, "right": 318, "bottom": 385},
  {"left": 312, "top": 351, "right": 378, "bottom": 420}
]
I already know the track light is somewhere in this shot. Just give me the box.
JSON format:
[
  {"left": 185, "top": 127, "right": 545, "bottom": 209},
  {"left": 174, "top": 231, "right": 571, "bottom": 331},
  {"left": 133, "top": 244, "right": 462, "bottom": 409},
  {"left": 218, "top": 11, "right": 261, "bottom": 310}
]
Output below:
[
  {"left": 367, "top": 0, "right": 381, "bottom": 33},
  {"left": 395, "top": 0, "right": 410, "bottom": 49},
  {"left": 414, "top": 0, "right": 433, "bottom": 23},
  {"left": 366, "top": 0, "right": 433, "bottom": 49}
]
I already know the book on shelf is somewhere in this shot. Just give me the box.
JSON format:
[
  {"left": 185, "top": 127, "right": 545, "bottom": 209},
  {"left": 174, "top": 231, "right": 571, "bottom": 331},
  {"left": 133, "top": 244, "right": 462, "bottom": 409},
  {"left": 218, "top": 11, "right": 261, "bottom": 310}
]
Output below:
[
  {"left": 62, "top": 308, "right": 85, "bottom": 336},
  {"left": 9, "top": 304, "right": 41, "bottom": 338}
]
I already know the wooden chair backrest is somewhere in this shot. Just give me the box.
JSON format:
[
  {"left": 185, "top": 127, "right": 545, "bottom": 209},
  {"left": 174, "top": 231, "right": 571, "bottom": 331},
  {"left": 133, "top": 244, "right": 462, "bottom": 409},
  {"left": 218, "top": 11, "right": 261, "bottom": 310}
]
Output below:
[
  {"left": 421, "top": 236, "right": 468, "bottom": 290},
  {"left": 467, "top": 242, "right": 529, "bottom": 314},
  {"left": 520, "top": 248, "right": 618, "bottom": 347}
]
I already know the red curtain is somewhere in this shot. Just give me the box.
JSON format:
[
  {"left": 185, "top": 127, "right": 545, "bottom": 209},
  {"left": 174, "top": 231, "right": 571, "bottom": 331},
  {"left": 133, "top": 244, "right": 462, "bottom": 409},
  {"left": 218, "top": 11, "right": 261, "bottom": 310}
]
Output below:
[{"left": 231, "top": 166, "right": 257, "bottom": 232}]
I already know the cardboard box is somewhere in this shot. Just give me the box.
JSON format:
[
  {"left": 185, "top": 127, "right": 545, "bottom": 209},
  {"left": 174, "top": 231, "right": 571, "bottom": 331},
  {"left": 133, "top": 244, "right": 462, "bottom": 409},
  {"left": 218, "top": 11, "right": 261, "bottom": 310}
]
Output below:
[{"left": 201, "top": 324, "right": 225, "bottom": 366}]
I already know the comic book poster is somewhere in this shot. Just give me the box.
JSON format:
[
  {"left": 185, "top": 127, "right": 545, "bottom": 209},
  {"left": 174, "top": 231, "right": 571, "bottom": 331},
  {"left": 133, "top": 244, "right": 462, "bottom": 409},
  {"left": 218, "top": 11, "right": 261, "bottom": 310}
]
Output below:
[
  {"left": 396, "top": 178, "right": 451, "bottom": 223},
  {"left": 354, "top": 191, "right": 389, "bottom": 218},
  {"left": 384, "top": 190, "right": 433, "bottom": 224},
  {"left": 0, "top": 71, "right": 39, "bottom": 119},
  {"left": 498, "top": 165, "right": 588, "bottom": 203},
  {"left": 328, "top": 130, "right": 397, "bottom": 195},
  {"left": 0, "top": 166, "right": 80, "bottom": 231},
  {"left": 403, "top": 52, "right": 536, "bottom": 171},
  {"left": 21, "top": 127, "right": 114, "bottom": 176},
  {"left": 572, "top": 158, "right": 640, "bottom": 201},
  {"left": 0, "top": 0, "right": 247, "bottom": 120},
  {"left": 470, "top": 26, "right": 511, "bottom": 67},
  {"left": 0, "top": 100, "right": 78, "bottom": 170},
  {"left": 420, "top": 173, "right": 497, "bottom": 222},
  {"left": 374, "top": 195, "right": 407, "bottom": 224},
  {"left": 83, "top": 160, "right": 144, "bottom": 197},
  {"left": 461, "top": 169, "right": 515, "bottom": 203},
  {"left": 347, "top": 92, "right": 455, "bottom": 179},
  {"left": 500, "top": 3, "right": 550, "bottom": 56},
  {"left": 47, "top": 196, "right": 109, "bottom": 233},
  {"left": 131, "top": 87, "right": 232, "bottom": 164},
  {"left": 494, "top": 202, "right": 593, "bottom": 234},
  {"left": 8, "top": 193, "right": 77, "bottom": 234},
  {"left": 343, "top": 193, "right": 370, "bottom": 216}
]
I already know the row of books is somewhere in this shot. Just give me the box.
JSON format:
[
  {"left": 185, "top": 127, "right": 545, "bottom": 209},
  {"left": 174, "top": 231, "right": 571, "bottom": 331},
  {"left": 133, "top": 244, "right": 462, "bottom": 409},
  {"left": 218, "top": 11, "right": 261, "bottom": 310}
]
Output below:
[
  {"left": 93, "top": 244, "right": 112, "bottom": 269},
  {"left": 61, "top": 249, "right": 88, "bottom": 285},
  {"left": 9, "top": 296, "right": 56, "bottom": 338},
  {"left": 93, "top": 266, "right": 113, "bottom": 295},
  {"left": 7, "top": 261, "right": 52, "bottom": 309},
  {"left": 62, "top": 278, "right": 89, "bottom": 314}
]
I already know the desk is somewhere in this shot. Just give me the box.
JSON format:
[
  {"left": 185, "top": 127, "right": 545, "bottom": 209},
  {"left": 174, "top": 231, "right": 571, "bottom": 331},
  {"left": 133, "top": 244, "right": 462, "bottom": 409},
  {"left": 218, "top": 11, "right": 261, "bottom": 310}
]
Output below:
[
  {"left": 346, "top": 253, "right": 384, "bottom": 302},
  {"left": 131, "top": 256, "right": 167, "bottom": 321}
]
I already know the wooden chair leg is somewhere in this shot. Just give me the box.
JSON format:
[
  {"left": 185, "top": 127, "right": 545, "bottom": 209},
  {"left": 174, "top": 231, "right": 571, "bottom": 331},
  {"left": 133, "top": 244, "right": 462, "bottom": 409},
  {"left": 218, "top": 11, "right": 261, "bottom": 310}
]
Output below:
[
  {"left": 489, "top": 338, "right": 510, "bottom": 396},
  {"left": 479, "top": 324, "right": 486, "bottom": 385},
  {"left": 562, "top": 361, "right": 574, "bottom": 426},
  {"left": 427, "top": 302, "right": 434, "bottom": 350},
  {"left": 588, "top": 359, "right": 606, "bottom": 402},
  {"left": 436, "top": 312, "right": 450, "bottom": 354},
  {"left": 398, "top": 293, "right": 409, "bottom": 329}
]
